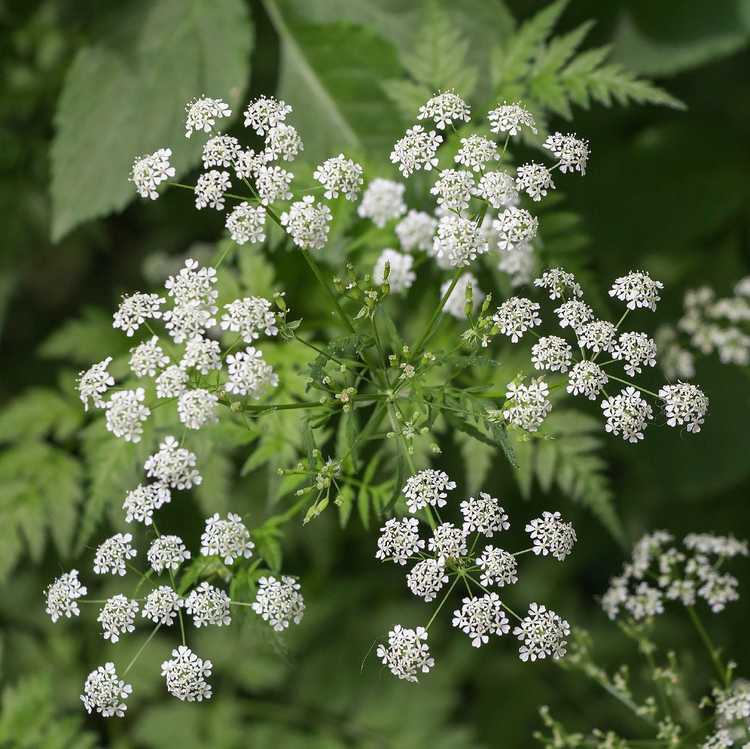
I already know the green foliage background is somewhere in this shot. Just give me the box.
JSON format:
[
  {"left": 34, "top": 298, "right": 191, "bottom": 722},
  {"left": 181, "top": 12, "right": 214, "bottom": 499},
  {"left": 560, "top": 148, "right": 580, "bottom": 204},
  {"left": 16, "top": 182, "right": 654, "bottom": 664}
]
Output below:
[{"left": 1, "top": 0, "right": 749, "bottom": 746}]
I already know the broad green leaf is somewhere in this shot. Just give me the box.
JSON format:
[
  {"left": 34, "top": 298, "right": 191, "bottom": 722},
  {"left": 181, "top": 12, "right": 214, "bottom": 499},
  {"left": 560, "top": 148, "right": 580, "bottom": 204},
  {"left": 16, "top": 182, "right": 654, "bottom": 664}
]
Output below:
[{"left": 50, "top": 0, "right": 252, "bottom": 241}]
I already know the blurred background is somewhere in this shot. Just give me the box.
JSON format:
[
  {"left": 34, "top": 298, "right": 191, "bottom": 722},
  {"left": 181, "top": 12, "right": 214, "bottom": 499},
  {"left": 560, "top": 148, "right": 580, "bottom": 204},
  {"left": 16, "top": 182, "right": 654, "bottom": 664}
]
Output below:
[{"left": 1, "top": 0, "right": 749, "bottom": 746}]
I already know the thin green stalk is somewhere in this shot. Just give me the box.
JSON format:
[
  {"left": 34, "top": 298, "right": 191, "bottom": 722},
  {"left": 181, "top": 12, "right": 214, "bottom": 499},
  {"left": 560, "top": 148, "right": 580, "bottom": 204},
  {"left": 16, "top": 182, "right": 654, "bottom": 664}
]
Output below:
[
  {"left": 687, "top": 606, "right": 728, "bottom": 686},
  {"left": 413, "top": 268, "right": 463, "bottom": 356},
  {"left": 123, "top": 623, "right": 162, "bottom": 676},
  {"left": 425, "top": 576, "right": 460, "bottom": 630},
  {"left": 300, "top": 249, "right": 357, "bottom": 334},
  {"left": 605, "top": 374, "right": 661, "bottom": 399}
]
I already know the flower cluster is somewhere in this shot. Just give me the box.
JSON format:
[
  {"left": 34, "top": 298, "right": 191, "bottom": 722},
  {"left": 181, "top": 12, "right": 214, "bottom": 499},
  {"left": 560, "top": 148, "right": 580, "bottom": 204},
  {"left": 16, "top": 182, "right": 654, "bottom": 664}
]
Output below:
[
  {"left": 374, "top": 472, "right": 575, "bottom": 681},
  {"left": 602, "top": 531, "right": 747, "bottom": 620}
]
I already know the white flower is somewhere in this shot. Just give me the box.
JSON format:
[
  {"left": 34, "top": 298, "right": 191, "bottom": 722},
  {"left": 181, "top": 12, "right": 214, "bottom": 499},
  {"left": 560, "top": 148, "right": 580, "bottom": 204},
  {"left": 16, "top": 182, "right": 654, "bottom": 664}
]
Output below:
[
  {"left": 161, "top": 645, "right": 213, "bottom": 702},
  {"left": 45, "top": 570, "right": 87, "bottom": 622},
  {"left": 441, "top": 273, "right": 484, "bottom": 319},
  {"left": 601, "top": 386, "right": 654, "bottom": 443},
  {"left": 454, "top": 135, "right": 499, "bottom": 172},
  {"left": 375, "top": 517, "right": 424, "bottom": 564},
  {"left": 163, "top": 302, "right": 217, "bottom": 344},
  {"left": 567, "top": 360, "right": 608, "bottom": 400},
  {"left": 613, "top": 332, "right": 657, "bottom": 376},
  {"left": 178, "top": 388, "right": 218, "bottom": 430},
  {"left": 155, "top": 365, "right": 188, "bottom": 400},
  {"left": 579, "top": 320, "right": 617, "bottom": 354},
  {"left": 243, "top": 95, "right": 292, "bottom": 135},
  {"left": 165, "top": 258, "right": 218, "bottom": 307},
  {"left": 407, "top": 558, "right": 449, "bottom": 602},
  {"left": 129, "top": 336, "right": 170, "bottom": 377},
  {"left": 251, "top": 575, "right": 305, "bottom": 631},
  {"left": 201, "top": 134, "right": 240, "bottom": 169},
  {"left": 226, "top": 202, "right": 266, "bottom": 245},
  {"left": 477, "top": 170, "right": 518, "bottom": 209},
  {"left": 504, "top": 379, "right": 552, "bottom": 432},
  {"left": 430, "top": 169, "right": 474, "bottom": 212},
  {"left": 542, "top": 132, "right": 589, "bottom": 174},
  {"left": 358, "top": 178, "right": 406, "bottom": 227},
  {"left": 555, "top": 300, "right": 593, "bottom": 331},
  {"left": 81, "top": 663, "right": 132, "bottom": 718},
  {"left": 624, "top": 581, "right": 664, "bottom": 619},
  {"left": 498, "top": 241, "right": 535, "bottom": 287},
  {"left": 715, "top": 685, "right": 750, "bottom": 722},
  {"left": 225, "top": 346, "right": 278, "bottom": 398},
  {"left": 429, "top": 522, "right": 468, "bottom": 560},
  {"left": 221, "top": 297, "right": 277, "bottom": 341},
  {"left": 98, "top": 594, "right": 138, "bottom": 642},
  {"left": 195, "top": 169, "right": 231, "bottom": 210},
  {"left": 418, "top": 91, "right": 471, "bottom": 130},
  {"left": 147, "top": 535, "right": 191, "bottom": 574},
  {"left": 130, "top": 148, "right": 175, "bottom": 200},
  {"left": 143, "top": 586, "right": 184, "bottom": 626},
  {"left": 659, "top": 382, "right": 709, "bottom": 433},
  {"left": 200, "top": 512, "right": 255, "bottom": 564},
  {"left": 373, "top": 249, "right": 416, "bottom": 293},
  {"left": 403, "top": 469, "right": 456, "bottom": 513},
  {"left": 684, "top": 533, "right": 747, "bottom": 558},
  {"left": 534, "top": 268, "right": 583, "bottom": 300},
  {"left": 234, "top": 147, "right": 269, "bottom": 180},
  {"left": 513, "top": 603, "right": 570, "bottom": 661},
  {"left": 476, "top": 546, "right": 518, "bottom": 587},
  {"left": 123, "top": 483, "right": 170, "bottom": 525},
  {"left": 433, "top": 214, "right": 488, "bottom": 267},
  {"left": 254, "top": 165, "right": 293, "bottom": 205},
  {"left": 185, "top": 96, "right": 231, "bottom": 138},
  {"left": 460, "top": 492, "right": 509, "bottom": 536},
  {"left": 609, "top": 271, "right": 664, "bottom": 311},
  {"left": 452, "top": 594, "right": 510, "bottom": 647},
  {"left": 698, "top": 571, "right": 739, "bottom": 613},
  {"left": 396, "top": 210, "right": 437, "bottom": 253},
  {"left": 77, "top": 357, "right": 115, "bottom": 410},
  {"left": 280, "top": 195, "right": 332, "bottom": 250},
  {"left": 376, "top": 625, "right": 434, "bottom": 682},
  {"left": 265, "top": 123, "right": 303, "bottom": 162},
  {"left": 390, "top": 125, "right": 442, "bottom": 177},
  {"left": 313, "top": 154, "right": 363, "bottom": 200},
  {"left": 93, "top": 533, "right": 137, "bottom": 576},
  {"left": 526, "top": 511, "right": 577, "bottom": 561},
  {"left": 531, "top": 335, "right": 573, "bottom": 373},
  {"left": 701, "top": 729, "right": 735, "bottom": 749},
  {"left": 493, "top": 297, "right": 541, "bottom": 342},
  {"left": 656, "top": 326, "right": 696, "bottom": 380},
  {"left": 516, "top": 163, "right": 555, "bottom": 201},
  {"left": 104, "top": 388, "right": 150, "bottom": 443},
  {"left": 144, "top": 435, "right": 202, "bottom": 490},
  {"left": 113, "top": 293, "right": 164, "bottom": 336},
  {"left": 185, "top": 582, "right": 231, "bottom": 628},
  {"left": 494, "top": 207, "right": 538, "bottom": 251},
  {"left": 181, "top": 335, "right": 221, "bottom": 375},
  {"left": 488, "top": 102, "right": 537, "bottom": 136}
]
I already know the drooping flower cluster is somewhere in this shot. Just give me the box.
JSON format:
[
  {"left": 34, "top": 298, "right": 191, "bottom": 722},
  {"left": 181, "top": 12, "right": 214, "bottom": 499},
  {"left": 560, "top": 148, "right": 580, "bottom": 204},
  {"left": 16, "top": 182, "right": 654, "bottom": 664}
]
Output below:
[
  {"left": 602, "top": 531, "right": 747, "bottom": 620},
  {"left": 375, "top": 473, "right": 575, "bottom": 680}
]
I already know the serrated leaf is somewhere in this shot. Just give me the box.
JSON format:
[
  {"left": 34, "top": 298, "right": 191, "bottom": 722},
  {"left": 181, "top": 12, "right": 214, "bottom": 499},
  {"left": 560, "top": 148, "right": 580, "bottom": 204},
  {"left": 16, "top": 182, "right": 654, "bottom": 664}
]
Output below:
[
  {"left": 50, "top": 0, "right": 252, "bottom": 240},
  {"left": 0, "top": 389, "right": 82, "bottom": 444}
]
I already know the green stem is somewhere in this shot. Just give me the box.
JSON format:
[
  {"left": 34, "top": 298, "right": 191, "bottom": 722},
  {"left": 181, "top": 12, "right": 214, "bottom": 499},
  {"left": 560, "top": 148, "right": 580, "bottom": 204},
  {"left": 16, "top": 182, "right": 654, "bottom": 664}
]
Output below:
[
  {"left": 413, "top": 268, "right": 463, "bottom": 356},
  {"left": 425, "top": 575, "right": 460, "bottom": 630},
  {"left": 300, "top": 249, "right": 357, "bottom": 334},
  {"left": 605, "top": 374, "right": 661, "bottom": 400},
  {"left": 687, "top": 606, "right": 727, "bottom": 686},
  {"left": 123, "top": 623, "right": 162, "bottom": 676}
]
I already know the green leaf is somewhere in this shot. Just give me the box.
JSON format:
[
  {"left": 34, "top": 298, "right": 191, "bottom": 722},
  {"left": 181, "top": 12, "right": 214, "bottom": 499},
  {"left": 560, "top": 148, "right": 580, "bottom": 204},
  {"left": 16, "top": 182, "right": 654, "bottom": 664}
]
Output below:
[
  {"left": 0, "top": 388, "right": 82, "bottom": 444},
  {"left": 50, "top": 0, "right": 252, "bottom": 240}
]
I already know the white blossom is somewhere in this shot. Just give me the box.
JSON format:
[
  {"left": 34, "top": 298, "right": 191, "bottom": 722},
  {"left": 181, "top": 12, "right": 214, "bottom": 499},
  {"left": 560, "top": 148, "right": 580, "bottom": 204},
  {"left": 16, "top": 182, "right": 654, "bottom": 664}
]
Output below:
[
  {"left": 542, "top": 132, "right": 589, "bottom": 174},
  {"left": 93, "top": 533, "right": 137, "bottom": 576},
  {"left": 429, "top": 522, "right": 468, "bottom": 561},
  {"left": 161, "top": 645, "right": 213, "bottom": 702},
  {"left": 396, "top": 210, "right": 437, "bottom": 252},
  {"left": 358, "top": 178, "right": 406, "bottom": 227},
  {"left": 130, "top": 148, "right": 175, "bottom": 200},
  {"left": 143, "top": 586, "right": 183, "bottom": 626},
  {"left": 454, "top": 135, "right": 499, "bottom": 172},
  {"left": 165, "top": 258, "right": 218, "bottom": 307},
  {"left": 77, "top": 357, "right": 115, "bottom": 410},
  {"left": 515, "top": 162, "right": 555, "bottom": 201},
  {"left": 181, "top": 335, "right": 221, "bottom": 375},
  {"left": 98, "top": 595, "right": 138, "bottom": 642},
  {"left": 433, "top": 214, "right": 488, "bottom": 267},
  {"left": 460, "top": 492, "right": 509, "bottom": 537},
  {"left": 45, "top": 570, "right": 87, "bottom": 622},
  {"left": 567, "top": 360, "right": 608, "bottom": 400},
  {"left": 390, "top": 125, "right": 442, "bottom": 177},
  {"left": 430, "top": 169, "right": 474, "bottom": 212},
  {"left": 526, "top": 511, "right": 577, "bottom": 561},
  {"left": 503, "top": 379, "right": 552, "bottom": 432},
  {"left": 624, "top": 581, "right": 664, "bottom": 620},
  {"left": 476, "top": 546, "right": 518, "bottom": 587},
  {"left": 185, "top": 96, "right": 231, "bottom": 138},
  {"left": 698, "top": 571, "right": 739, "bottom": 613},
  {"left": 403, "top": 469, "right": 456, "bottom": 513},
  {"left": 265, "top": 123, "right": 303, "bottom": 162},
  {"left": 531, "top": 335, "right": 573, "bottom": 373},
  {"left": 144, "top": 436, "right": 202, "bottom": 490},
  {"left": 441, "top": 273, "right": 484, "bottom": 319},
  {"left": 123, "top": 483, "right": 171, "bottom": 525},
  {"left": 477, "top": 170, "right": 518, "bottom": 209},
  {"left": 195, "top": 169, "right": 231, "bottom": 210},
  {"left": 104, "top": 388, "right": 150, "bottom": 443},
  {"left": 377, "top": 625, "right": 434, "bottom": 682},
  {"left": 498, "top": 241, "right": 535, "bottom": 287},
  {"left": 601, "top": 386, "right": 654, "bottom": 443},
  {"left": 514, "top": 603, "right": 570, "bottom": 661},
  {"left": 234, "top": 148, "right": 269, "bottom": 180},
  {"left": 129, "top": 336, "right": 169, "bottom": 377},
  {"left": 659, "top": 382, "right": 709, "bottom": 433},
  {"left": 406, "top": 558, "right": 449, "bottom": 602},
  {"left": 684, "top": 533, "right": 747, "bottom": 558},
  {"left": 225, "top": 346, "right": 278, "bottom": 398},
  {"left": 579, "top": 320, "right": 617, "bottom": 354},
  {"left": 155, "top": 365, "right": 188, "bottom": 400},
  {"left": 613, "top": 332, "right": 657, "bottom": 376},
  {"left": 113, "top": 293, "right": 164, "bottom": 336},
  {"left": 81, "top": 663, "right": 132, "bottom": 718},
  {"left": 185, "top": 582, "right": 231, "bottom": 628},
  {"left": 375, "top": 517, "right": 424, "bottom": 564},
  {"left": 418, "top": 91, "right": 471, "bottom": 130},
  {"left": 493, "top": 297, "right": 541, "bottom": 342},
  {"left": 178, "top": 388, "right": 218, "bottom": 430},
  {"left": 452, "top": 594, "right": 510, "bottom": 647},
  {"left": 226, "top": 202, "right": 266, "bottom": 245},
  {"left": 555, "top": 300, "right": 593, "bottom": 331},
  {"left": 373, "top": 249, "right": 416, "bottom": 293},
  {"left": 609, "top": 271, "right": 664, "bottom": 311},
  {"left": 488, "top": 102, "right": 537, "bottom": 136},
  {"left": 201, "top": 134, "right": 240, "bottom": 169},
  {"left": 494, "top": 207, "right": 538, "bottom": 251},
  {"left": 313, "top": 154, "right": 363, "bottom": 200},
  {"left": 254, "top": 164, "right": 293, "bottom": 205},
  {"left": 280, "top": 195, "right": 332, "bottom": 250},
  {"left": 243, "top": 95, "right": 292, "bottom": 135},
  {"left": 534, "top": 268, "right": 583, "bottom": 300},
  {"left": 221, "top": 296, "right": 277, "bottom": 341},
  {"left": 251, "top": 575, "right": 305, "bottom": 631},
  {"left": 147, "top": 535, "right": 191, "bottom": 574},
  {"left": 200, "top": 512, "right": 255, "bottom": 564},
  {"left": 163, "top": 302, "right": 217, "bottom": 344}
]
